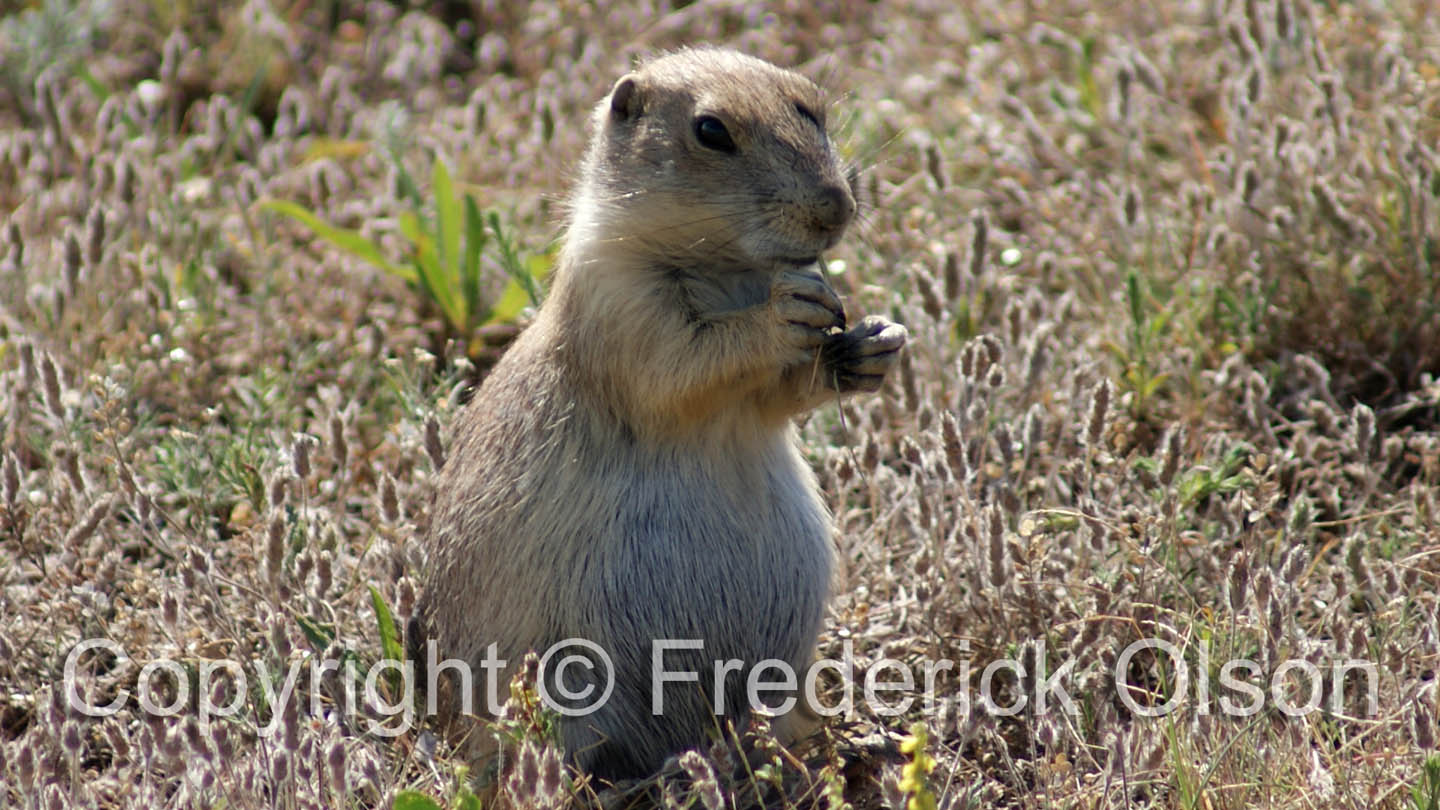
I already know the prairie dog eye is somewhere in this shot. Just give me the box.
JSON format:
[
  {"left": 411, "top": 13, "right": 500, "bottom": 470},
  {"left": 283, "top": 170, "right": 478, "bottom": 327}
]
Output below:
[{"left": 694, "top": 116, "right": 736, "bottom": 152}]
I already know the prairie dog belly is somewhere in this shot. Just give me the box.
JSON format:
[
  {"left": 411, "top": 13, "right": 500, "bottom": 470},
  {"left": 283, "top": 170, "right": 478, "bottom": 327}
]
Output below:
[{"left": 546, "top": 428, "right": 832, "bottom": 778}]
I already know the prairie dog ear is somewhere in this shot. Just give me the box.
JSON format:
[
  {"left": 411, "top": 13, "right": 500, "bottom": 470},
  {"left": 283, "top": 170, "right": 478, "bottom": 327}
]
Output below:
[{"left": 609, "top": 75, "right": 641, "bottom": 121}]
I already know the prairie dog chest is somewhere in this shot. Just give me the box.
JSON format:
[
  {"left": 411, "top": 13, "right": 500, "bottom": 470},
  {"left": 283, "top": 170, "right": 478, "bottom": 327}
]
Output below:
[{"left": 564, "top": 429, "right": 833, "bottom": 649}]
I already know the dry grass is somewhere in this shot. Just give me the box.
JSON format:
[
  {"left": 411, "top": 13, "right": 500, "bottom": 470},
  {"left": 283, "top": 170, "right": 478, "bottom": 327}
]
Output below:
[{"left": 2, "top": 0, "right": 1438, "bottom": 808}]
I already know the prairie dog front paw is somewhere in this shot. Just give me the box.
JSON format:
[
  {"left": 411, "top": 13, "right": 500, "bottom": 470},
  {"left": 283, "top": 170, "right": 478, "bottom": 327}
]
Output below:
[
  {"left": 772, "top": 268, "right": 845, "bottom": 352},
  {"left": 821, "top": 315, "right": 907, "bottom": 393}
]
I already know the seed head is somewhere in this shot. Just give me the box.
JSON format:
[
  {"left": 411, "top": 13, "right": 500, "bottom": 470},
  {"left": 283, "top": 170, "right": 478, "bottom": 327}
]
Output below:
[
  {"left": 269, "top": 474, "right": 289, "bottom": 510},
  {"left": 1083, "top": 378, "right": 1112, "bottom": 449},
  {"left": 272, "top": 749, "right": 291, "bottom": 786},
  {"left": 159, "top": 725, "right": 184, "bottom": 761},
  {"left": 114, "top": 156, "right": 135, "bottom": 204},
  {"left": 1350, "top": 403, "right": 1378, "bottom": 460},
  {"left": 187, "top": 547, "right": 209, "bottom": 576},
  {"left": 537, "top": 743, "right": 566, "bottom": 800},
  {"left": 1024, "top": 403, "right": 1045, "bottom": 453},
  {"left": 986, "top": 365, "right": 1005, "bottom": 389},
  {"left": 942, "top": 411, "right": 967, "bottom": 478},
  {"left": 292, "top": 434, "right": 312, "bottom": 479},
  {"left": 1276, "top": 0, "right": 1295, "bottom": 39},
  {"left": 282, "top": 700, "right": 300, "bottom": 753},
  {"left": 267, "top": 515, "right": 286, "bottom": 581},
  {"left": 295, "top": 551, "right": 314, "bottom": 586},
  {"left": 1227, "top": 18, "right": 1259, "bottom": 61},
  {"left": 62, "top": 229, "right": 81, "bottom": 298},
  {"left": 161, "top": 590, "right": 180, "bottom": 631},
  {"left": 1245, "top": 64, "right": 1265, "bottom": 108},
  {"left": 326, "top": 740, "right": 348, "bottom": 796},
  {"left": 679, "top": 750, "right": 723, "bottom": 810},
  {"left": 42, "top": 353, "right": 64, "bottom": 419},
  {"left": 397, "top": 577, "right": 415, "bottom": 620},
  {"left": 15, "top": 739, "right": 37, "bottom": 789},
  {"left": 1159, "top": 424, "right": 1184, "bottom": 486},
  {"left": 969, "top": 210, "right": 988, "bottom": 277},
  {"left": 184, "top": 716, "right": 211, "bottom": 762},
  {"left": 1139, "top": 731, "right": 1167, "bottom": 773},
  {"left": 1115, "top": 62, "right": 1133, "bottom": 123},
  {"left": 986, "top": 505, "right": 1007, "bottom": 589},
  {"left": 17, "top": 341, "right": 36, "bottom": 395},
  {"left": 1253, "top": 567, "right": 1274, "bottom": 613},
  {"left": 915, "top": 266, "right": 944, "bottom": 322},
  {"left": 993, "top": 423, "right": 1014, "bottom": 467},
  {"left": 1281, "top": 545, "right": 1309, "bottom": 581},
  {"left": 508, "top": 740, "right": 541, "bottom": 801},
  {"left": 1227, "top": 553, "right": 1250, "bottom": 613},
  {"left": 1106, "top": 730, "right": 1126, "bottom": 776},
  {"left": 315, "top": 552, "right": 333, "bottom": 597},
  {"left": 3, "top": 221, "right": 22, "bottom": 267},
  {"left": 380, "top": 473, "right": 400, "bottom": 523},
  {"left": 1412, "top": 700, "right": 1437, "bottom": 750},
  {"left": 65, "top": 495, "right": 114, "bottom": 550},
  {"left": 424, "top": 416, "right": 445, "bottom": 470},
  {"left": 924, "top": 142, "right": 946, "bottom": 190},
  {"left": 861, "top": 434, "right": 880, "bottom": 474},
  {"left": 85, "top": 205, "right": 105, "bottom": 267},
  {"left": 270, "top": 617, "right": 292, "bottom": 658},
  {"left": 2, "top": 453, "right": 20, "bottom": 508},
  {"left": 943, "top": 250, "right": 961, "bottom": 300},
  {"left": 329, "top": 414, "right": 348, "bottom": 472},
  {"left": 61, "top": 722, "right": 84, "bottom": 758},
  {"left": 900, "top": 351, "right": 919, "bottom": 413},
  {"left": 59, "top": 445, "right": 85, "bottom": 495}
]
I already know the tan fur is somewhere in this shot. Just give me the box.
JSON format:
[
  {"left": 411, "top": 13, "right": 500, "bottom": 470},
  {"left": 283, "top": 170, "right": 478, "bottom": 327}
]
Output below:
[{"left": 411, "top": 47, "right": 907, "bottom": 783}]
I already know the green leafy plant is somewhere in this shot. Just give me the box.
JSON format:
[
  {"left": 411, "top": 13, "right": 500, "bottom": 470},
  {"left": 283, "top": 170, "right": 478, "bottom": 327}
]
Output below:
[
  {"left": 394, "top": 766, "right": 482, "bottom": 810},
  {"left": 1414, "top": 755, "right": 1440, "bottom": 810},
  {"left": 1104, "top": 269, "right": 1172, "bottom": 421},
  {"left": 1175, "top": 442, "right": 1254, "bottom": 508},
  {"left": 262, "top": 155, "right": 549, "bottom": 354},
  {"left": 392, "top": 791, "right": 445, "bottom": 810}
]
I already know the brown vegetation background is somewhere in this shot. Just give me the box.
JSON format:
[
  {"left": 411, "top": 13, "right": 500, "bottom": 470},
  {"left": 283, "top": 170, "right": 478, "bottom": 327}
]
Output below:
[{"left": 1, "top": 0, "right": 1437, "bottom": 807}]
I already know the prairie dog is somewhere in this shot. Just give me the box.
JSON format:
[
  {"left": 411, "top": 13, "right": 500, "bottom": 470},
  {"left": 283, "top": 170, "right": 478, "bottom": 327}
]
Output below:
[{"left": 412, "top": 47, "right": 907, "bottom": 782}]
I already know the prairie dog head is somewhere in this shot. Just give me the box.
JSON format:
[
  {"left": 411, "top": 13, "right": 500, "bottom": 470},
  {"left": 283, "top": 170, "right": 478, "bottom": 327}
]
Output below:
[{"left": 568, "top": 48, "right": 857, "bottom": 273}]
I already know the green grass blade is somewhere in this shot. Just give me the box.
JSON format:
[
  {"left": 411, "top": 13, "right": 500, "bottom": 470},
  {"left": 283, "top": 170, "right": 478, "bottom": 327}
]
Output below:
[
  {"left": 400, "top": 211, "right": 464, "bottom": 332},
  {"left": 1127, "top": 269, "right": 1144, "bottom": 332},
  {"left": 396, "top": 209, "right": 425, "bottom": 246},
  {"left": 432, "top": 158, "right": 461, "bottom": 285},
  {"left": 484, "top": 276, "right": 533, "bottom": 326},
  {"left": 368, "top": 585, "right": 404, "bottom": 663},
  {"left": 461, "top": 194, "right": 487, "bottom": 326},
  {"left": 487, "top": 211, "right": 523, "bottom": 278},
  {"left": 294, "top": 614, "right": 336, "bottom": 651},
  {"left": 525, "top": 252, "right": 553, "bottom": 290},
  {"left": 482, "top": 248, "right": 554, "bottom": 326},
  {"left": 488, "top": 211, "right": 548, "bottom": 307},
  {"left": 260, "top": 199, "right": 416, "bottom": 283}
]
